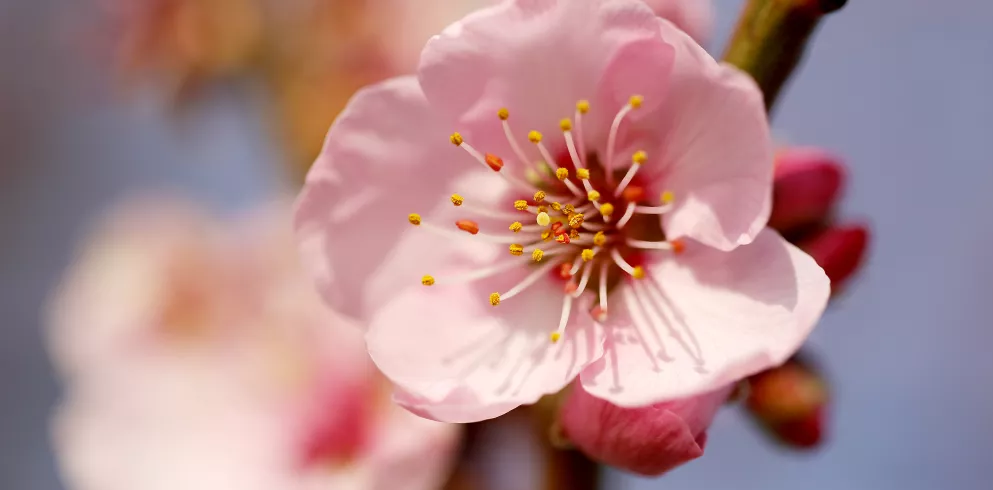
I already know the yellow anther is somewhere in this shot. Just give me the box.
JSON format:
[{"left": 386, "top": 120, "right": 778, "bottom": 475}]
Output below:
[
  {"left": 489, "top": 293, "right": 501, "bottom": 306},
  {"left": 661, "top": 191, "right": 675, "bottom": 204},
  {"left": 497, "top": 108, "right": 509, "bottom": 120},
  {"left": 568, "top": 213, "right": 585, "bottom": 229},
  {"left": 450, "top": 194, "right": 464, "bottom": 206},
  {"left": 576, "top": 168, "right": 590, "bottom": 180},
  {"left": 532, "top": 249, "right": 545, "bottom": 262},
  {"left": 408, "top": 213, "right": 422, "bottom": 226},
  {"left": 581, "top": 249, "right": 595, "bottom": 262},
  {"left": 559, "top": 119, "right": 573, "bottom": 131},
  {"left": 570, "top": 229, "right": 580, "bottom": 239},
  {"left": 632, "top": 266, "right": 646, "bottom": 279},
  {"left": 514, "top": 200, "right": 529, "bottom": 211},
  {"left": 510, "top": 221, "right": 523, "bottom": 233},
  {"left": 599, "top": 203, "right": 615, "bottom": 217},
  {"left": 588, "top": 190, "right": 601, "bottom": 202},
  {"left": 528, "top": 130, "right": 543, "bottom": 143},
  {"left": 421, "top": 275, "right": 435, "bottom": 286},
  {"left": 593, "top": 231, "right": 607, "bottom": 246},
  {"left": 563, "top": 204, "right": 576, "bottom": 215},
  {"left": 542, "top": 230, "right": 553, "bottom": 241},
  {"left": 551, "top": 202, "right": 562, "bottom": 212},
  {"left": 632, "top": 151, "right": 647, "bottom": 164},
  {"left": 536, "top": 212, "right": 551, "bottom": 227},
  {"left": 509, "top": 244, "right": 525, "bottom": 256},
  {"left": 533, "top": 190, "right": 547, "bottom": 203},
  {"left": 550, "top": 332, "right": 562, "bottom": 343},
  {"left": 576, "top": 100, "right": 590, "bottom": 114},
  {"left": 629, "top": 95, "right": 644, "bottom": 109},
  {"left": 449, "top": 132, "right": 463, "bottom": 145},
  {"left": 556, "top": 168, "right": 569, "bottom": 180},
  {"left": 537, "top": 205, "right": 548, "bottom": 213}
]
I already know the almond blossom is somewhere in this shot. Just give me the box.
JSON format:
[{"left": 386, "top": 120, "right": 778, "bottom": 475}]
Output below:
[
  {"left": 296, "top": 0, "right": 831, "bottom": 423},
  {"left": 47, "top": 198, "right": 459, "bottom": 490}
]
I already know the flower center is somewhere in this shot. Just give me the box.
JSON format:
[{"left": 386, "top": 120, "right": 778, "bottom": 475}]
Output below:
[{"left": 410, "top": 97, "right": 685, "bottom": 343}]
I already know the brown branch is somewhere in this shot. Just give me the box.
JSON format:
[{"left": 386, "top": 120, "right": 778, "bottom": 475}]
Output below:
[{"left": 722, "top": 0, "right": 848, "bottom": 112}]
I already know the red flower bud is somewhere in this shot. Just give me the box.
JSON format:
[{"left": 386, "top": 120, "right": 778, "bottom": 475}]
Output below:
[
  {"left": 558, "top": 384, "right": 731, "bottom": 476},
  {"left": 769, "top": 148, "right": 845, "bottom": 233},
  {"left": 745, "top": 358, "right": 828, "bottom": 449},
  {"left": 798, "top": 224, "right": 870, "bottom": 293}
]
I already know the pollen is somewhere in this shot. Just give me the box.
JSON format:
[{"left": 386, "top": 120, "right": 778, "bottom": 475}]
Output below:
[
  {"left": 632, "top": 266, "right": 646, "bottom": 279},
  {"left": 514, "top": 200, "right": 529, "bottom": 211},
  {"left": 450, "top": 194, "right": 464, "bottom": 206},
  {"left": 489, "top": 293, "right": 501, "bottom": 306},
  {"left": 593, "top": 231, "right": 606, "bottom": 246},
  {"left": 556, "top": 233, "right": 571, "bottom": 244},
  {"left": 587, "top": 190, "right": 601, "bottom": 202},
  {"left": 456, "top": 220, "right": 479, "bottom": 235},
  {"left": 632, "top": 150, "right": 647, "bottom": 164},
  {"left": 563, "top": 204, "right": 576, "bottom": 215},
  {"left": 536, "top": 212, "right": 551, "bottom": 227},
  {"left": 581, "top": 249, "right": 595, "bottom": 262},
  {"left": 497, "top": 108, "right": 509, "bottom": 120},
  {"left": 672, "top": 239, "right": 686, "bottom": 255},
  {"left": 528, "top": 130, "right": 543, "bottom": 143},
  {"left": 576, "top": 168, "right": 590, "bottom": 180},
  {"left": 510, "top": 221, "right": 523, "bottom": 233},
  {"left": 421, "top": 275, "right": 435, "bottom": 286},
  {"left": 556, "top": 168, "right": 569, "bottom": 180},
  {"left": 661, "top": 190, "right": 675, "bottom": 204},
  {"left": 576, "top": 100, "right": 590, "bottom": 114},
  {"left": 537, "top": 205, "right": 548, "bottom": 213},
  {"left": 533, "top": 190, "right": 546, "bottom": 203},
  {"left": 509, "top": 244, "right": 524, "bottom": 256},
  {"left": 532, "top": 249, "right": 545, "bottom": 262},
  {"left": 559, "top": 119, "right": 572, "bottom": 131},
  {"left": 408, "top": 213, "right": 422, "bottom": 226},
  {"left": 569, "top": 229, "right": 579, "bottom": 239},
  {"left": 551, "top": 202, "right": 562, "bottom": 211},
  {"left": 550, "top": 332, "right": 562, "bottom": 343},
  {"left": 568, "top": 213, "right": 585, "bottom": 229},
  {"left": 485, "top": 153, "right": 504, "bottom": 172},
  {"left": 541, "top": 230, "right": 552, "bottom": 241},
  {"left": 449, "top": 132, "right": 463, "bottom": 146},
  {"left": 599, "top": 203, "right": 615, "bottom": 217},
  {"left": 629, "top": 95, "right": 644, "bottom": 109},
  {"left": 623, "top": 186, "right": 645, "bottom": 203}
]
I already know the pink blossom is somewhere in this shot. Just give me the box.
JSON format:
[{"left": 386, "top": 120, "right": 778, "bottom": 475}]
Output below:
[
  {"left": 558, "top": 383, "right": 730, "bottom": 476},
  {"left": 296, "top": 0, "right": 830, "bottom": 423},
  {"left": 640, "top": 0, "right": 713, "bottom": 44},
  {"left": 48, "top": 198, "right": 459, "bottom": 490},
  {"left": 769, "top": 147, "right": 845, "bottom": 233}
]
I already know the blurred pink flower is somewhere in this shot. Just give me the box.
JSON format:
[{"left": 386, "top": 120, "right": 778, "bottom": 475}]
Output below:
[
  {"left": 296, "top": 0, "right": 830, "bottom": 423},
  {"left": 47, "top": 197, "right": 460, "bottom": 490},
  {"left": 558, "top": 383, "right": 730, "bottom": 476},
  {"left": 641, "top": 0, "right": 713, "bottom": 43},
  {"left": 745, "top": 356, "right": 828, "bottom": 448}
]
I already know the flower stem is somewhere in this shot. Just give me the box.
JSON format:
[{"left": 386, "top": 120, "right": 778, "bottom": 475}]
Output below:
[{"left": 722, "top": 0, "right": 848, "bottom": 112}]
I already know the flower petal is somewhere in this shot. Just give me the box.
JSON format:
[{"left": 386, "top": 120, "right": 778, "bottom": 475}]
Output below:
[
  {"left": 417, "top": 0, "right": 673, "bottom": 166},
  {"left": 650, "top": 19, "right": 773, "bottom": 251},
  {"left": 580, "top": 229, "right": 829, "bottom": 406},
  {"left": 367, "top": 278, "right": 605, "bottom": 423},
  {"left": 295, "top": 76, "right": 474, "bottom": 324}
]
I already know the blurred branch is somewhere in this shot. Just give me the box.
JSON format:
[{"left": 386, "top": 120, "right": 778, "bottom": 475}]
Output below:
[
  {"left": 531, "top": 395, "right": 601, "bottom": 490},
  {"left": 722, "top": 0, "right": 848, "bottom": 112}
]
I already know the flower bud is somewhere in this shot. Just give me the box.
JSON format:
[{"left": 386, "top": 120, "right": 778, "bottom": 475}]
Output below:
[
  {"left": 797, "top": 224, "right": 870, "bottom": 293},
  {"left": 745, "top": 357, "right": 828, "bottom": 449},
  {"left": 558, "top": 384, "right": 731, "bottom": 476},
  {"left": 769, "top": 148, "right": 845, "bottom": 233}
]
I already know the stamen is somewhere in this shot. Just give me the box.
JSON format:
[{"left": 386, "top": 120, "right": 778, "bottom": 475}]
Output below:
[
  {"left": 568, "top": 213, "right": 585, "bottom": 229},
  {"left": 587, "top": 190, "right": 601, "bottom": 202},
  {"left": 496, "top": 260, "right": 561, "bottom": 303},
  {"left": 510, "top": 222, "right": 523, "bottom": 233},
  {"left": 616, "top": 202, "right": 637, "bottom": 229},
  {"left": 490, "top": 293, "right": 501, "bottom": 306},
  {"left": 536, "top": 212, "right": 551, "bottom": 227},
  {"left": 571, "top": 261, "right": 595, "bottom": 297},
  {"left": 593, "top": 231, "right": 607, "bottom": 247},
  {"left": 498, "top": 109, "right": 536, "bottom": 173},
  {"left": 563, "top": 119, "right": 585, "bottom": 173},
  {"left": 610, "top": 248, "right": 643, "bottom": 278},
  {"left": 574, "top": 100, "right": 590, "bottom": 166},
  {"left": 622, "top": 186, "right": 645, "bottom": 203},
  {"left": 614, "top": 151, "right": 645, "bottom": 197},
  {"left": 514, "top": 200, "right": 529, "bottom": 211},
  {"left": 451, "top": 194, "right": 464, "bottom": 206},
  {"left": 626, "top": 239, "right": 680, "bottom": 251},
  {"left": 599, "top": 203, "right": 614, "bottom": 218},
  {"left": 550, "top": 295, "right": 574, "bottom": 343},
  {"left": 531, "top": 249, "right": 545, "bottom": 262},
  {"left": 408, "top": 213, "right": 422, "bottom": 226},
  {"left": 533, "top": 190, "right": 547, "bottom": 203},
  {"left": 576, "top": 168, "right": 590, "bottom": 180},
  {"left": 581, "top": 249, "right": 595, "bottom": 262},
  {"left": 455, "top": 220, "right": 480, "bottom": 235},
  {"left": 509, "top": 244, "right": 524, "bottom": 256},
  {"left": 451, "top": 132, "right": 533, "bottom": 191},
  {"left": 532, "top": 130, "right": 583, "bottom": 197},
  {"left": 596, "top": 261, "right": 609, "bottom": 321},
  {"left": 633, "top": 203, "right": 674, "bottom": 215},
  {"left": 421, "top": 275, "right": 435, "bottom": 286},
  {"left": 604, "top": 95, "right": 643, "bottom": 185}
]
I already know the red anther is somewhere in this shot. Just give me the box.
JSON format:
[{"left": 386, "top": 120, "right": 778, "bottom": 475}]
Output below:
[
  {"left": 591, "top": 306, "right": 607, "bottom": 321},
  {"left": 559, "top": 262, "right": 574, "bottom": 279},
  {"left": 455, "top": 220, "right": 480, "bottom": 235},
  {"left": 622, "top": 186, "right": 645, "bottom": 203},
  {"left": 556, "top": 233, "right": 571, "bottom": 244},
  {"left": 564, "top": 282, "right": 578, "bottom": 294},
  {"left": 671, "top": 239, "right": 686, "bottom": 255},
  {"left": 484, "top": 153, "right": 504, "bottom": 172},
  {"left": 551, "top": 222, "right": 564, "bottom": 234}
]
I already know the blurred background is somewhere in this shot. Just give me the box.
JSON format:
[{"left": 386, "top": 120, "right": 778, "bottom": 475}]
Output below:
[{"left": 2, "top": 0, "right": 992, "bottom": 488}]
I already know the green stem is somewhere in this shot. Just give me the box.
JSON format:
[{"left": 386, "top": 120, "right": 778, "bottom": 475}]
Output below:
[{"left": 722, "top": 0, "right": 848, "bottom": 112}]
